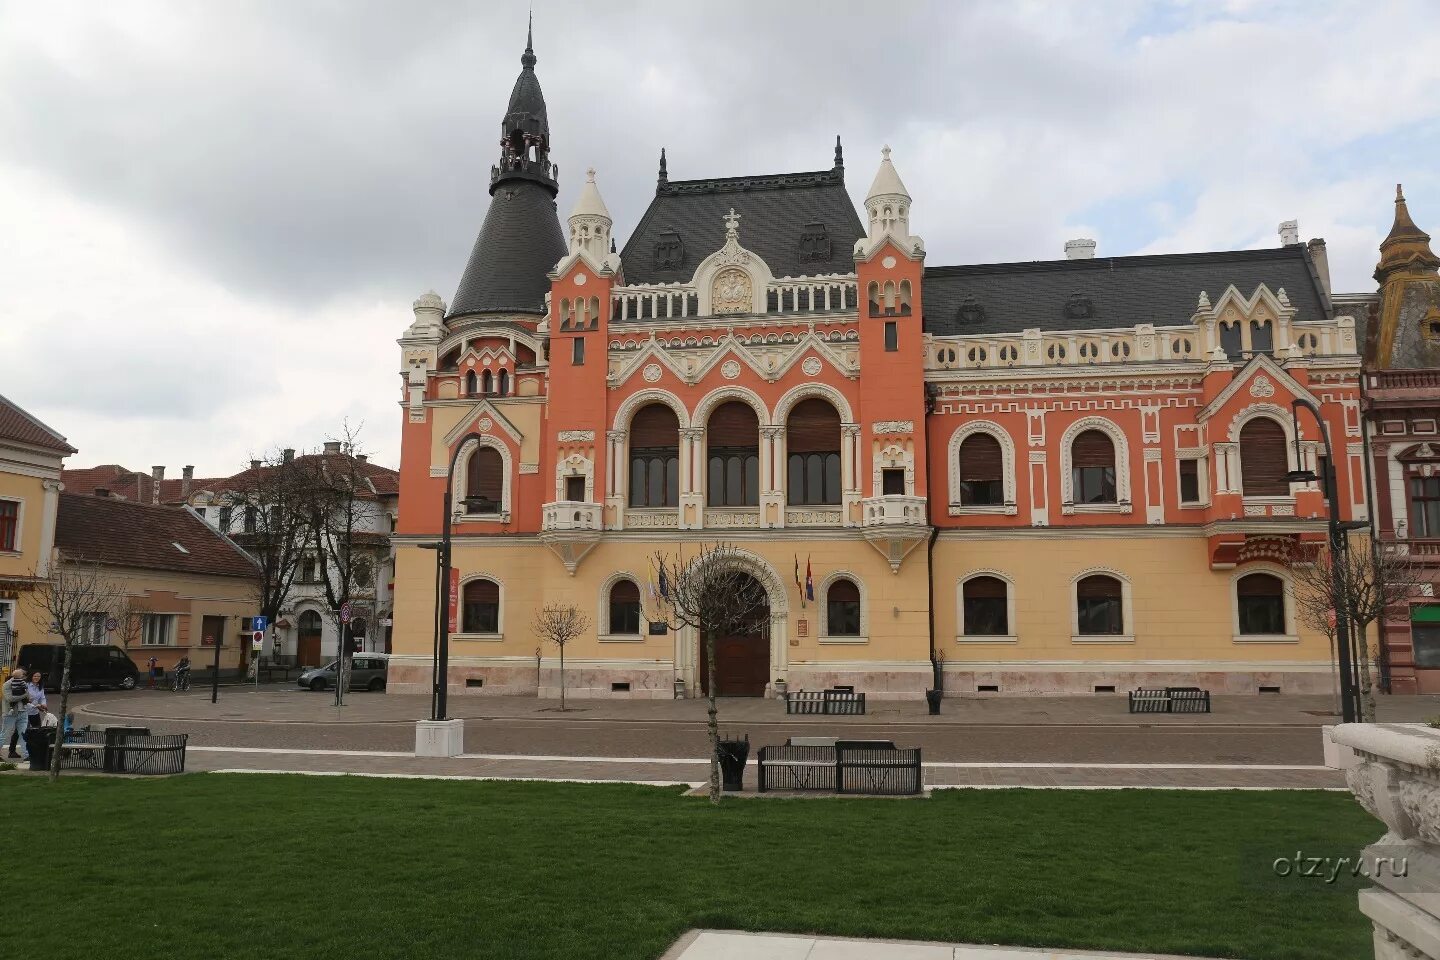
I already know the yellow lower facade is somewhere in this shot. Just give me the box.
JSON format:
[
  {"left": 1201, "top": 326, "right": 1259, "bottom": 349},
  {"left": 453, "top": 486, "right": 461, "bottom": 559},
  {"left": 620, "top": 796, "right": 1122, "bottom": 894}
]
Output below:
[{"left": 389, "top": 530, "right": 1335, "bottom": 699}]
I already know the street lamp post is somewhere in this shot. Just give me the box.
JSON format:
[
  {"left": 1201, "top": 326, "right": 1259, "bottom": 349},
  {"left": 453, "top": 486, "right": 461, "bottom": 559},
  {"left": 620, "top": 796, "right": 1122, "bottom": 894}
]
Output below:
[
  {"left": 431, "top": 433, "right": 488, "bottom": 722},
  {"left": 1286, "top": 398, "right": 1363, "bottom": 723}
]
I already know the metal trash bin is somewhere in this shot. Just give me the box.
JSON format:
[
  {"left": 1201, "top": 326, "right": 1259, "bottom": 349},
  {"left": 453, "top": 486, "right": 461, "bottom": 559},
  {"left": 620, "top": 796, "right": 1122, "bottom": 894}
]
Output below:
[
  {"left": 24, "top": 727, "right": 56, "bottom": 771},
  {"left": 103, "top": 726, "right": 151, "bottom": 773}
]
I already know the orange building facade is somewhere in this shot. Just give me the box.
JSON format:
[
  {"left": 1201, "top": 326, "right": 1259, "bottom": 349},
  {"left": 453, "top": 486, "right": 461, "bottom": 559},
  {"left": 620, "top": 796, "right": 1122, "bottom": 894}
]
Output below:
[{"left": 389, "top": 32, "right": 1363, "bottom": 699}]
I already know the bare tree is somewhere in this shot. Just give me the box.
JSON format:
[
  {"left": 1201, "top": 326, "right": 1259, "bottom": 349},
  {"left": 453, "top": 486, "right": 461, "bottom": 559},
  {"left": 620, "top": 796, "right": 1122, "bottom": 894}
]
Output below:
[
  {"left": 532, "top": 604, "right": 589, "bottom": 711},
  {"left": 1291, "top": 537, "right": 1424, "bottom": 721},
  {"left": 26, "top": 561, "right": 126, "bottom": 780},
  {"left": 645, "top": 544, "right": 768, "bottom": 803},
  {"left": 114, "top": 596, "right": 147, "bottom": 652},
  {"left": 220, "top": 446, "right": 314, "bottom": 647}
]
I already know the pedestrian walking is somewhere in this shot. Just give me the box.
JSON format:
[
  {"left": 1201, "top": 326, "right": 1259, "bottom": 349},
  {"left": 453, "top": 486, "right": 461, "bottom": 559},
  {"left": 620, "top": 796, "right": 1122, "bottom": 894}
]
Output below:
[
  {"left": 9, "top": 672, "right": 45, "bottom": 756},
  {"left": 2, "top": 668, "right": 31, "bottom": 761}
]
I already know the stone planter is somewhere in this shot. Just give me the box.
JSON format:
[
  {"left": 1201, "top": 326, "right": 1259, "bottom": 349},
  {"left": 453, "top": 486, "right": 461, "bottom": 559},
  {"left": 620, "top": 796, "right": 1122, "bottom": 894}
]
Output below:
[{"left": 1329, "top": 723, "right": 1440, "bottom": 958}]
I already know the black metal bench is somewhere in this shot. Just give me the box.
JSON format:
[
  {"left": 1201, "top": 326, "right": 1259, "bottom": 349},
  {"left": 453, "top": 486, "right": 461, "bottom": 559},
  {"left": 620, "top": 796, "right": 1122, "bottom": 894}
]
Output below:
[
  {"left": 784, "top": 688, "right": 866, "bottom": 716},
  {"left": 1128, "top": 687, "right": 1211, "bottom": 714},
  {"left": 757, "top": 739, "right": 921, "bottom": 795}
]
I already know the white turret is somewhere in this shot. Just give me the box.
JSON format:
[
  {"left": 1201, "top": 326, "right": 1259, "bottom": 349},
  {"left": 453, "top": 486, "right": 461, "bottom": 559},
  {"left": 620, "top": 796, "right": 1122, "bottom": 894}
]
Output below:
[
  {"left": 855, "top": 146, "right": 924, "bottom": 260},
  {"left": 568, "top": 168, "right": 613, "bottom": 258}
]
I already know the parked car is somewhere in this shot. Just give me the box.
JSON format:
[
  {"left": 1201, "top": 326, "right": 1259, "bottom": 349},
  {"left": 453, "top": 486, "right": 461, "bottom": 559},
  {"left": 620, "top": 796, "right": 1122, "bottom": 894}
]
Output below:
[
  {"left": 298, "top": 655, "right": 388, "bottom": 692},
  {"left": 16, "top": 643, "right": 140, "bottom": 692}
]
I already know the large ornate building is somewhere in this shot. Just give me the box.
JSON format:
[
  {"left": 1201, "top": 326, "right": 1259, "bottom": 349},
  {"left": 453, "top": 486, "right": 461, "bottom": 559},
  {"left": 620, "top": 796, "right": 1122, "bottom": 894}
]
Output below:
[{"left": 389, "top": 31, "right": 1364, "bottom": 699}]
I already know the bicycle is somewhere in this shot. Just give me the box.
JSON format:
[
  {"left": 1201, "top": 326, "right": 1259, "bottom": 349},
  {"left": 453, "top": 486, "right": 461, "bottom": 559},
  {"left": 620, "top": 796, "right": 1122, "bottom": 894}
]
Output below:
[{"left": 170, "top": 668, "right": 192, "bottom": 692}]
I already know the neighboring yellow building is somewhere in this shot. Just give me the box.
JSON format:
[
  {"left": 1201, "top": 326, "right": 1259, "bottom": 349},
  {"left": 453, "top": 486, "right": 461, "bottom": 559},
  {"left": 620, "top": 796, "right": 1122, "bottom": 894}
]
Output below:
[{"left": 0, "top": 393, "right": 74, "bottom": 663}]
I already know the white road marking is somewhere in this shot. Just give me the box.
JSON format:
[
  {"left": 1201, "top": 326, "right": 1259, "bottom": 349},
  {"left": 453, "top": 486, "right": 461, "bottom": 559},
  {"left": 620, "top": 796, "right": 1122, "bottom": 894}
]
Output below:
[{"left": 209, "top": 768, "right": 701, "bottom": 787}]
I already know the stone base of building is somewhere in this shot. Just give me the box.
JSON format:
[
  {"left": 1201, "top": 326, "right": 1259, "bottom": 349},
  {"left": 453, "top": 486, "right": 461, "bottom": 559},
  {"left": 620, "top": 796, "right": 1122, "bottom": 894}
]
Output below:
[
  {"left": 785, "top": 664, "right": 930, "bottom": 700},
  {"left": 939, "top": 664, "right": 1335, "bottom": 696}
]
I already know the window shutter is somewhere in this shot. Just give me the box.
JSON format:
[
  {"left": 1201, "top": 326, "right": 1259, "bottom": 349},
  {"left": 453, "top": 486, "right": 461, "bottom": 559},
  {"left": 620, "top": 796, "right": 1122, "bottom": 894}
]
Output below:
[
  {"left": 464, "top": 579, "right": 499, "bottom": 605},
  {"left": 1076, "top": 575, "right": 1121, "bottom": 599},
  {"left": 630, "top": 404, "right": 679, "bottom": 448},
  {"left": 468, "top": 448, "right": 504, "bottom": 505},
  {"left": 959, "top": 434, "right": 1003, "bottom": 482},
  {"left": 1240, "top": 418, "right": 1290, "bottom": 496},
  {"left": 707, "top": 401, "right": 759, "bottom": 448},
  {"left": 963, "top": 575, "right": 1007, "bottom": 600},
  {"left": 786, "top": 398, "right": 841, "bottom": 454},
  {"left": 1072, "top": 430, "right": 1115, "bottom": 469},
  {"left": 611, "top": 579, "right": 640, "bottom": 605},
  {"left": 827, "top": 578, "right": 860, "bottom": 603},
  {"left": 1236, "top": 572, "right": 1282, "bottom": 598}
]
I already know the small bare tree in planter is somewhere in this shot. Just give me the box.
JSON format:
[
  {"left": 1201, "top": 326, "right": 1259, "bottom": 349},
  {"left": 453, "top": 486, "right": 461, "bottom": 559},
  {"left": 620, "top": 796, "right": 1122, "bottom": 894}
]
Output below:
[
  {"left": 645, "top": 543, "right": 768, "bottom": 803},
  {"left": 532, "top": 603, "right": 588, "bottom": 711},
  {"left": 27, "top": 561, "right": 126, "bottom": 781}
]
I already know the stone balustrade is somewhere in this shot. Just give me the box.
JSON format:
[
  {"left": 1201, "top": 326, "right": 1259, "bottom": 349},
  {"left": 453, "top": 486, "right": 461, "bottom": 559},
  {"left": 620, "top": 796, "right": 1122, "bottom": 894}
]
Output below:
[
  {"left": 860, "top": 495, "right": 927, "bottom": 527},
  {"left": 541, "top": 500, "right": 602, "bottom": 532}
]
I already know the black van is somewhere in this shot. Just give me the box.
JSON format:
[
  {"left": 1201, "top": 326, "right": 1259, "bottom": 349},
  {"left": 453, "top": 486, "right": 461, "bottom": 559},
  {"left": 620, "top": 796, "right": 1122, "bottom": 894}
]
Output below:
[{"left": 16, "top": 644, "right": 140, "bottom": 692}]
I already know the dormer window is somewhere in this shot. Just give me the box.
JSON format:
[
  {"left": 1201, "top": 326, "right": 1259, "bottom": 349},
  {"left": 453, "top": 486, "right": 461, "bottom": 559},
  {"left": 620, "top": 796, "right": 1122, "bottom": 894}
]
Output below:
[
  {"left": 956, "top": 296, "right": 986, "bottom": 326},
  {"left": 798, "top": 222, "right": 831, "bottom": 263},
  {"left": 654, "top": 231, "right": 684, "bottom": 269},
  {"left": 1063, "top": 292, "right": 1095, "bottom": 320}
]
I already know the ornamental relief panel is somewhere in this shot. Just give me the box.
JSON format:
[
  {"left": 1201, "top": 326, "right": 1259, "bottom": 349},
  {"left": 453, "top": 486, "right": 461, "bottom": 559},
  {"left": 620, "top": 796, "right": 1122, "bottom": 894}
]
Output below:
[{"left": 712, "top": 268, "right": 753, "bottom": 315}]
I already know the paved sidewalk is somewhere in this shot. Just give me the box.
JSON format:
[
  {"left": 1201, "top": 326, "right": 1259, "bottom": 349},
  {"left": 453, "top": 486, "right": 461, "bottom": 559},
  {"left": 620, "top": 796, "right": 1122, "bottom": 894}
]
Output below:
[
  {"left": 663, "top": 931, "right": 1225, "bottom": 960},
  {"left": 73, "top": 688, "right": 1439, "bottom": 726}
]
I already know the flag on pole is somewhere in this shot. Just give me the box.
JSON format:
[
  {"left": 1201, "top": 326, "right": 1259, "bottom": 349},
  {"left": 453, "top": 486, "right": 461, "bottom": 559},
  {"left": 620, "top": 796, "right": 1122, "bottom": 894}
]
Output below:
[
  {"left": 658, "top": 564, "right": 670, "bottom": 601},
  {"left": 805, "top": 556, "right": 814, "bottom": 603},
  {"left": 794, "top": 556, "right": 805, "bottom": 608}
]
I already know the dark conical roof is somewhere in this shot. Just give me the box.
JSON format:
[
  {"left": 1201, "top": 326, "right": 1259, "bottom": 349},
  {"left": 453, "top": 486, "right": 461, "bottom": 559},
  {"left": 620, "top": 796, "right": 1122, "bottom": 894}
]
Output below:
[{"left": 447, "top": 20, "right": 565, "bottom": 318}]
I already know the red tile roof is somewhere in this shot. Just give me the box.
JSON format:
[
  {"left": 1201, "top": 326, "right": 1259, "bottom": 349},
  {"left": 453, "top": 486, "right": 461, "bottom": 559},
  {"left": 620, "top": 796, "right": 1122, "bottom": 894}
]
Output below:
[
  {"left": 63, "top": 453, "right": 398, "bottom": 504},
  {"left": 0, "top": 394, "right": 76, "bottom": 455},
  {"left": 54, "top": 493, "right": 259, "bottom": 580}
]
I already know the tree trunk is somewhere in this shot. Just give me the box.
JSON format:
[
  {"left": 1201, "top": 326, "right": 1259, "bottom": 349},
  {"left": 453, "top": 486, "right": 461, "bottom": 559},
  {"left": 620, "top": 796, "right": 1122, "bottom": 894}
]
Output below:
[
  {"left": 1356, "top": 622, "right": 1378, "bottom": 722},
  {"left": 705, "top": 628, "right": 719, "bottom": 804},
  {"left": 48, "top": 640, "right": 75, "bottom": 782},
  {"left": 559, "top": 643, "right": 566, "bottom": 712}
]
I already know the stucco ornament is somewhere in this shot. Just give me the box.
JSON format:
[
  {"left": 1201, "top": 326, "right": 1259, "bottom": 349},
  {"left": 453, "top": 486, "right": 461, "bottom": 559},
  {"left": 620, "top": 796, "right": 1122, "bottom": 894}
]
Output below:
[
  {"left": 1249, "top": 375, "right": 1275, "bottom": 398},
  {"left": 477, "top": 417, "right": 494, "bottom": 433},
  {"left": 642, "top": 363, "right": 663, "bottom": 383},
  {"left": 802, "top": 356, "right": 823, "bottom": 377},
  {"left": 721, "top": 360, "right": 741, "bottom": 380},
  {"left": 712, "top": 267, "right": 752, "bottom": 314}
]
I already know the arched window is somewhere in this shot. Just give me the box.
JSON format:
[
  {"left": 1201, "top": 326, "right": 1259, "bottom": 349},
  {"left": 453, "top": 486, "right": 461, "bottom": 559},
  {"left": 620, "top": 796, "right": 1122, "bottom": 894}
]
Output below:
[
  {"left": 1071, "top": 430, "right": 1117, "bottom": 504},
  {"left": 958, "top": 434, "right": 1004, "bottom": 506},
  {"left": 298, "top": 610, "right": 322, "bottom": 635},
  {"left": 706, "top": 401, "right": 760, "bottom": 507},
  {"left": 461, "top": 579, "right": 500, "bottom": 634},
  {"left": 1220, "top": 322, "right": 1243, "bottom": 358},
  {"left": 1251, "top": 320, "right": 1274, "bottom": 354},
  {"left": 1237, "top": 572, "right": 1285, "bottom": 635},
  {"left": 497, "top": 370, "right": 509, "bottom": 396},
  {"left": 481, "top": 370, "right": 494, "bottom": 395},
  {"left": 300, "top": 555, "right": 317, "bottom": 583},
  {"left": 465, "top": 371, "right": 478, "bottom": 397},
  {"left": 629, "top": 404, "right": 680, "bottom": 508},
  {"left": 826, "top": 578, "right": 861, "bottom": 636},
  {"left": 1240, "top": 418, "right": 1290, "bottom": 496},
  {"left": 1076, "top": 575, "right": 1124, "bottom": 635},
  {"left": 465, "top": 447, "right": 504, "bottom": 515},
  {"left": 786, "top": 398, "right": 841, "bottom": 506},
  {"left": 962, "top": 576, "right": 1008, "bottom": 635},
  {"left": 608, "top": 579, "right": 641, "bottom": 635},
  {"left": 352, "top": 556, "right": 372, "bottom": 587}
]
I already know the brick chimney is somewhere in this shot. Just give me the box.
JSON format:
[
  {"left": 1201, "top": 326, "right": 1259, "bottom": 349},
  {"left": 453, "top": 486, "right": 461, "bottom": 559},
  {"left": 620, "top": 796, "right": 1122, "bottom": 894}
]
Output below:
[
  {"left": 182, "top": 465, "right": 194, "bottom": 499},
  {"left": 323, "top": 441, "right": 342, "bottom": 454},
  {"left": 1064, "top": 238, "right": 1097, "bottom": 260},
  {"left": 283, "top": 448, "right": 295, "bottom": 463},
  {"left": 356, "top": 454, "right": 368, "bottom": 464},
  {"left": 250, "top": 459, "right": 261, "bottom": 470},
  {"left": 151, "top": 466, "right": 165, "bottom": 504}
]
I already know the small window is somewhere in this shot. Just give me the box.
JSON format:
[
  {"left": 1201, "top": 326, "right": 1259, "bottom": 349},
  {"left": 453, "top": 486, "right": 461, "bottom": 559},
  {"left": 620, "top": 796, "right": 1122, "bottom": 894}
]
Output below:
[
  {"left": 1411, "top": 475, "right": 1440, "bottom": 538},
  {"left": 218, "top": 506, "right": 232, "bottom": 532},
  {"left": 962, "top": 576, "right": 1008, "bottom": 636},
  {"left": 884, "top": 321, "right": 898, "bottom": 352},
  {"left": 497, "top": 370, "right": 510, "bottom": 396},
  {"left": 141, "top": 614, "right": 175, "bottom": 646},
  {"left": 466, "top": 448, "right": 504, "bottom": 514},
  {"left": 1240, "top": 418, "right": 1290, "bottom": 497},
  {"left": 882, "top": 469, "right": 905, "bottom": 496},
  {"left": 826, "top": 578, "right": 861, "bottom": 636},
  {"left": 608, "top": 579, "right": 641, "bottom": 635},
  {"left": 462, "top": 579, "right": 500, "bottom": 634},
  {"left": 1237, "top": 573, "right": 1285, "bottom": 635},
  {"left": 1076, "top": 575, "right": 1123, "bottom": 635},
  {"left": 564, "top": 476, "right": 586, "bottom": 502},
  {"left": 958, "top": 433, "right": 1004, "bottom": 506},
  {"left": 465, "top": 371, "right": 478, "bottom": 396},
  {"left": 243, "top": 506, "right": 257, "bottom": 533},
  {"left": 1179, "top": 459, "right": 1201, "bottom": 505},
  {"left": 572, "top": 337, "right": 586, "bottom": 365},
  {"left": 1071, "top": 430, "right": 1117, "bottom": 504},
  {"left": 301, "top": 556, "right": 317, "bottom": 583},
  {"left": 0, "top": 500, "right": 16, "bottom": 552}
]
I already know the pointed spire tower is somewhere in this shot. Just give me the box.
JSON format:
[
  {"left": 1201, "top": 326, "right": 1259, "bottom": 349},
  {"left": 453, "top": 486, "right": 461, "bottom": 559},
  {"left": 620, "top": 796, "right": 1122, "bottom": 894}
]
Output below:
[
  {"left": 448, "top": 19, "right": 567, "bottom": 318},
  {"left": 567, "top": 167, "right": 614, "bottom": 259},
  {"left": 855, "top": 145, "right": 923, "bottom": 260},
  {"left": 1375, "top": 184, "right": 1440, "bottom": 284},
  {"left": 1371, "top": 185, "right": 1440, "bottom": 369}
]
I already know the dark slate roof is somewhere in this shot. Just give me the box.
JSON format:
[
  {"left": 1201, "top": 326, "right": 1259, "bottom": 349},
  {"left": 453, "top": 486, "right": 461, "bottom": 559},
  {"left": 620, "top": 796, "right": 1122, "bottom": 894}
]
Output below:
[
  {"left": 448, "top": 179, "right": 567, "bottom": 318},
  {"left": 55, "top": 494, "right": 258, "bottom": 579},
  {"left": 620, "top": 164, "right": 865, "bottom": 286},
  {"left": 924, "top": 245, "right": 1332, "bottom": 337},
  {"left": 0, "top": 393, "right": 75, "bottom": 454}
]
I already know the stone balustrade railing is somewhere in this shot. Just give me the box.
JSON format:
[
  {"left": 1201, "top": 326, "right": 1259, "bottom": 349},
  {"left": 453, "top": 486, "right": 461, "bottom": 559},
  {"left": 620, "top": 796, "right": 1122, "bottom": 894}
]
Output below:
[
  {"left": 541, "top": 501, "right": 602, "bottom": 532},
  {"left": 860, "top": 495, "right": 927, "bottom": 527}
]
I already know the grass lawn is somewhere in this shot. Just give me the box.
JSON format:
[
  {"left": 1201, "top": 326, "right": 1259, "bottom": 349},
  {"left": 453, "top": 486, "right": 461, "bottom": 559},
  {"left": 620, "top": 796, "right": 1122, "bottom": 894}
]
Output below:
[{"left": 14, "top": 775, "right": 1374, "bottom": 960}]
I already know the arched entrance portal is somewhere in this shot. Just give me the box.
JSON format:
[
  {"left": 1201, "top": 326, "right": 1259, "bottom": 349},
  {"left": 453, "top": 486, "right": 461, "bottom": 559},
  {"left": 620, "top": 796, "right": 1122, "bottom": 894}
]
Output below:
[
  {"left": 297, "top": 610, "right": 323, "bottom": 667},
  {"left": 699, "top": 573, "right": 770, "bottom": 697}
]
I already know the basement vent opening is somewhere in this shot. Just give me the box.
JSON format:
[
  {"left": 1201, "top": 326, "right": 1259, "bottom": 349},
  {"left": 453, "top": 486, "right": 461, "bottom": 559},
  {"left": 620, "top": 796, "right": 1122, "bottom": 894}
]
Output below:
[
  {"left": 611, "top": 682, "right": 631, "bottom": 693},
  {"left": 977, "top": 684, "right": 1000, "bottom": 693},
  {"left": 1093, "top": 685, "right": 1116, "bottom": 694},
  {"left": 1258, "top": 685, "right": 1281, "bottom": 694},
  {"left": 465, "top": 678, "right": 484, "bottom": 689}
]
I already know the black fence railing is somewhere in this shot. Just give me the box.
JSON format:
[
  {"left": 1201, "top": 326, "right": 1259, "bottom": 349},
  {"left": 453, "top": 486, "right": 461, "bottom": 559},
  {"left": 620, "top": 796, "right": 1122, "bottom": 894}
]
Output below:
[
  {"left": 757, "top": 740, "right": 921, "bottom": 795},
  {"left": 784, "top": 689, "right": 866, "bottom": 716},
  {"left": 1128, "top": 687, "right": 1211, "bottom": 714}
]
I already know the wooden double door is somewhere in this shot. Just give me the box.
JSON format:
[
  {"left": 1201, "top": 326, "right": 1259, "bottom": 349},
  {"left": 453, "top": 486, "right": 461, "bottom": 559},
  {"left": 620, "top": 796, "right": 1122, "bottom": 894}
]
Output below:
[{"left": 698, "top": 574, "right": 771, "bottom": 697}]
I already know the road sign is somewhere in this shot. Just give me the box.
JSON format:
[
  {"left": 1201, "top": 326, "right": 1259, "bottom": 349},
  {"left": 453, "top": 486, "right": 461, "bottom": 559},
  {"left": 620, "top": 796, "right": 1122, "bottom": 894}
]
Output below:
[
  {"left": 252, "top": 615, "right": 269, "bottom": 632},
  {"left": 251, "top": 631, "right": 264, "bottom": 651},
  {"left": 104, "top": 616, "right": 118, "bottom": 632},
  {"left": 340, "top": 601, "right": 353, "bottom": 624}
]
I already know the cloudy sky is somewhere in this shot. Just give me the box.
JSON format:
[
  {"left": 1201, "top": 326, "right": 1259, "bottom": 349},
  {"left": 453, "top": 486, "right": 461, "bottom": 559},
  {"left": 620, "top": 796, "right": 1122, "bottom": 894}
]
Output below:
[{"left": 2, "top": 0, "right": 1438, "bottom": 475}]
